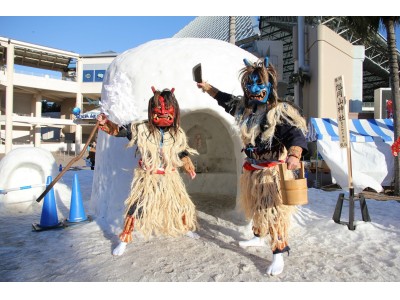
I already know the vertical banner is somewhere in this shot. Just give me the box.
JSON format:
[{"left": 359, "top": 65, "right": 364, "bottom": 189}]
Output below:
[
  {"left": 335, "top": 76, "right": 349, "bottom": 148},
  {"left": 334, "top": 75, "right": 353, "bottom": 190}
]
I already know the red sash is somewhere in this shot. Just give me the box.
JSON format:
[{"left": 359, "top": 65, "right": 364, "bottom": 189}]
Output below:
[
  {"left": 138, "top": 159, "right": 174, "bottom": 174},
  {"left": 242, "top": 160, "right": 283, "bottom": 171}
]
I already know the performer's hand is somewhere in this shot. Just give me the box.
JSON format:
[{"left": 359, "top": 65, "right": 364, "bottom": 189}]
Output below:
[
  {"left": 286, "top": 155, "right": 300, "bottom": 170},
  {"left": 97, "top": 113, "right": 119, "bottom": 135},
  {"left": 97, "top": 113, "right": 108, "bottom": 126},
  {"left": 189, "top": 170, "right": 196, "bottom": 180},
  {"left": 196, "top": 82, "right": 218, "bottom": 97},
  {"left": 181, "top": 156, "right": 196, "bottom": 180},
  {"left": 197, "top": 82, "right": 210, "bottom": 92}
]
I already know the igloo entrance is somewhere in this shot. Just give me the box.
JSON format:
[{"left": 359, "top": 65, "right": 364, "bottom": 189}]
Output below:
[{"left": 181, "top": 111, "right": 238, "bottom": 213}]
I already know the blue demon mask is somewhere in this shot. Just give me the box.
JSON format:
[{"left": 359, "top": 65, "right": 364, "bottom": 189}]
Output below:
[
  {"left": 245, "top": 73, "right": 271, "bottom": 105},
  {"left": 243, "top": 57, "right": 272, "bottom": 105}
]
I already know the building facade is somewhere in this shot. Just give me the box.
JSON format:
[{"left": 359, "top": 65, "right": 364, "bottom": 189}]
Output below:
[{"left": 0, "top": 36, "right": 117, "bottom": 154}]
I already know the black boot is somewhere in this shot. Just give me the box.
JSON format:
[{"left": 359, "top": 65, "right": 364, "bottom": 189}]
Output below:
[{"left": 273, "top": 245, "right": 290, "bottom": 256}]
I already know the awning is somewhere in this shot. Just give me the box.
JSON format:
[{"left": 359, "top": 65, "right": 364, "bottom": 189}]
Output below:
[
  {"left": 0, "top": 36, "right": 79, "bottom": 72},
  {"left": 307, "top": 118, "right": 394, "bottom": 193},
  {"left": 307, "top": 118, "right": 394, "bottom": 143}
]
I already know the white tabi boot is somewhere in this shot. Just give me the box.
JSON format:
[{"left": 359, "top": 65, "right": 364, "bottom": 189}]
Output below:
[
  {"left": 186, "top": 231, "right": 200, "bottom": 239},
  {"left": 266, "top": 246, "right": 290, "bottom": 276},
  {"left": 238, "top": 236, "right": 265, "bottom": 248},
  {"left": 112, "top": 242, "right": 127, "bottom": 256},
  {"left": 266, "top": 253, "right": 284, "bottom": 276}
]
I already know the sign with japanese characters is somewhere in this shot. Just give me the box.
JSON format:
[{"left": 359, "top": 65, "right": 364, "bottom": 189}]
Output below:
[{"left": 334, "top": 76, "right": 349, "bottom": 148}]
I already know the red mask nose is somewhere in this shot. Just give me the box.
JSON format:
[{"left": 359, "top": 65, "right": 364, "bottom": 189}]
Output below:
[{"left": 159, "top": 96, "right": 166, "bottom": 114}]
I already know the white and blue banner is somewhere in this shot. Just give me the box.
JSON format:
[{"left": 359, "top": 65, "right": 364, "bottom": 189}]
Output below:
[
  {"left": 308, "top": 118, "right": 394, "bottom": 143},
  {"left": 307, "top": 118, "right": 394, "bottom": 193}
]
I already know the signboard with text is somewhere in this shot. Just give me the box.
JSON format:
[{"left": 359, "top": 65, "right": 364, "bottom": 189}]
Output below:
[
  {"left": 334, "top": 76, "right": 349, "bottom": 148},
  {"left": 334, "top": 75, "right": 353, "bottom": 191}
]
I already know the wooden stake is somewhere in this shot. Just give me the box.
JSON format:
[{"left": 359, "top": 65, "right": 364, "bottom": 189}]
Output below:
[
  {"left": 36, "top": 122, "right": 99, "bottom": 203},
  {"left": 334, "top": 75, "right": 353, "bottom": 191}
]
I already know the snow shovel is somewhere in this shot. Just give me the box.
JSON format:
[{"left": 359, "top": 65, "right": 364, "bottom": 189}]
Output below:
[{"left": 36, "top": 121, "right": 99, "bottom": 203}]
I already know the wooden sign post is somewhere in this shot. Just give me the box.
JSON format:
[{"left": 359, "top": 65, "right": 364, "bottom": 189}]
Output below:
[
  {"left": 335, "top": 76, "right": 353, "bottom": 189},
  {"left": 332, "top": 76, "right": 370, "bottom": 230}
]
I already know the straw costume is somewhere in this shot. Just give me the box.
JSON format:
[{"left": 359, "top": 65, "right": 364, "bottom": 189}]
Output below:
[
  {"left": 98, "top": 87, "right": 199, "bottom": 256},
  {"left": 197, "top": 57, "right": 308, "bottom": 275}
]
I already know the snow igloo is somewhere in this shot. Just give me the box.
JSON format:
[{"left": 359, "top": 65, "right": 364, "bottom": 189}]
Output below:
[
  {"left": 0, "top": 148, "right": 60, "bottom": 215},
  {"left": 91, "top": 38, "right": 259, "bottom": 232}
]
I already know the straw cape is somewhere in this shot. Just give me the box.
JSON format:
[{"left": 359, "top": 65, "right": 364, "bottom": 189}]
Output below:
[{"left": 124, "top": 122, "right": 198, "bottom": 239}]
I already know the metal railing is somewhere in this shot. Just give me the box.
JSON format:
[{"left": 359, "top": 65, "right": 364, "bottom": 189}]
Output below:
[{"left": 13, "top": 69, "right": 76, "bottom": 82}]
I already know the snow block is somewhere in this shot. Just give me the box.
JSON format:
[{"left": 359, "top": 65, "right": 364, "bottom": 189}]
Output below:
[{"left": 0, "top": 147, "right": 58, "bottom": 215}]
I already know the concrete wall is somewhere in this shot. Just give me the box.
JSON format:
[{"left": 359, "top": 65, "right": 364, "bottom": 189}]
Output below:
[
  {"left": 4, "top": 93, "right": 33, "bottom": 144},
  {"left": 13, "top": 92, "right": 32, "bottom": 115},
  {"left": 301, "top": 24, "right": 365, "bottom": 120},
  {"left": 13, "top": 73, "right": 79, "bottom": 93}
]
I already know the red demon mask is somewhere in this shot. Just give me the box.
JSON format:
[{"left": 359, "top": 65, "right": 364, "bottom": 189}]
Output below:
[
  {"left": 151, "top": 96, "right": 175, "bottom": 127},
  {"left": 150, "top": 86, "right": 176, "bottom": 127}
]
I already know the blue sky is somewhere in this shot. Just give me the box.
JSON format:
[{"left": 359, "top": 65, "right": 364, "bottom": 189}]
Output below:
[
  {"left": 0, "top": 16, "right": 196, "bottom": 55},
  {"left": 0, "top": 16, "right": 399, "bottom": 56}
]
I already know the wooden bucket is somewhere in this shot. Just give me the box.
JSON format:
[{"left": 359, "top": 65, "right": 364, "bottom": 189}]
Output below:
[{"left": 278, "top": 162, "right": 308, "bottom": 205}]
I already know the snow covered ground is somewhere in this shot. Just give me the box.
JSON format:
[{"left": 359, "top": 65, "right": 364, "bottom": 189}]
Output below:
[{"left": 1, "top": 167, "right": 400, "bottom": 286}]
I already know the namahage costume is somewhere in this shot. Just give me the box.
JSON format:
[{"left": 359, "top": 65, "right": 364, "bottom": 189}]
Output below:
[
  {"left": 236, "top": 101, "right": 307, "bottom": 252},
  {"left": 98, "top": 87, "right": 198, "bottom": 244},
  {"left": 201, "top": 56, "right": 308, "bottom": 255}
]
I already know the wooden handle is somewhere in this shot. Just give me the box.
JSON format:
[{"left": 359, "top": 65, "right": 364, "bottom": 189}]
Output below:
[
  {"left": 299, "top": 161, "right": 305, "bottom": 178},
  {"left": 36, "top": 122, "right": 99, "bottom": 203},
  {"left": 279, "top": 161, "right": 305, "bottom": 181}
]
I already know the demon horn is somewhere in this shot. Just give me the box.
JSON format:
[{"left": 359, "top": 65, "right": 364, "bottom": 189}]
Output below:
[
  {"left": 264, "top": 57, "right": 269, "bottom": 68},
  {"left": 243, "top": 58, "right": 252, "bottom": 67},
  {"left": 151, "top": 86, "right": 156, "bottom": 93},
  {"left": 171, "top": 88, "right": 175, "bottom": 94},
  {"left": 264, "top": 47, "right": 270, "bottom": 68}
]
